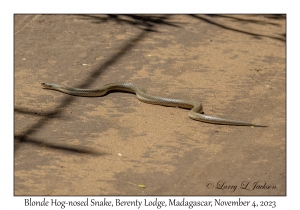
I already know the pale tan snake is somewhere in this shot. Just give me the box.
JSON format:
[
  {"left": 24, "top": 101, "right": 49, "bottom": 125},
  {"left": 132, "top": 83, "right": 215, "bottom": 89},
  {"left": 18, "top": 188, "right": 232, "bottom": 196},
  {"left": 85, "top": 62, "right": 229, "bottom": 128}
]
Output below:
[{"left": 41, "top": 82, "right": 267, "bottom": 127}]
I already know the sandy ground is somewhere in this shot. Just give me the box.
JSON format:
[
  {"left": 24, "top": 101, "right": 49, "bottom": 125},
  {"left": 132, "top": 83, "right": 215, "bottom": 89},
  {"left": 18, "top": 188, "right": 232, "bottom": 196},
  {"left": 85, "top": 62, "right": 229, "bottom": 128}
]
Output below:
[{"left": 14, "top": 14, "right": 285, "bottom": 195}]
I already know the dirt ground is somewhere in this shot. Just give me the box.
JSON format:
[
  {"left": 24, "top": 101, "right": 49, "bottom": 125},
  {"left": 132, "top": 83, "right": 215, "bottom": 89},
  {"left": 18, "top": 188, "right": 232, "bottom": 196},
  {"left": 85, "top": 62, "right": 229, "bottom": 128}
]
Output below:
[{"left": 14, "top": 14, "right": 286, "bottom": 196}]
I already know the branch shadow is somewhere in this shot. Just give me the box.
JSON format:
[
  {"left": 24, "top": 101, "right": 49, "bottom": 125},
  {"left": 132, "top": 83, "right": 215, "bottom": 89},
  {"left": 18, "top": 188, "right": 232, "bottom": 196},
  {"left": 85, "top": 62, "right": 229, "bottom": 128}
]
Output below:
[
  {"left": 75, "top": 14, "right": 180, "bottom": 32},
  {"left": 208, "top": 14, "right": 282, "bottom": 26},
  {"left": 190, "top": 14, "right": 285, "bottom": 42},
  {"left": 14, "top": 135, "right": 105, "bottom": 156},
  {"left": 14, "top": 107, "right": 66, "bottom": 118}
]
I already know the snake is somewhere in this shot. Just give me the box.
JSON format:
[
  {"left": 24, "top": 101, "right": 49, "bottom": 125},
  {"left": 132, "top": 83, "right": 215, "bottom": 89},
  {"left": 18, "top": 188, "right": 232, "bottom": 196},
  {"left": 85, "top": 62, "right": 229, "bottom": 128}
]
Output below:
[{"left": 41, "top": 82, "right": 267, "bottom": 127}]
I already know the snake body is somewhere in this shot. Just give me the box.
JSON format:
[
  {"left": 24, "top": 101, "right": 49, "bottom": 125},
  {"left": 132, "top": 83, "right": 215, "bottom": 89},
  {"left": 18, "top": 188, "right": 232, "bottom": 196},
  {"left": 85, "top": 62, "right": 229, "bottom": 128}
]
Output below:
[{"left": 41, "top": 82, "right": 266, "bottom": 127}]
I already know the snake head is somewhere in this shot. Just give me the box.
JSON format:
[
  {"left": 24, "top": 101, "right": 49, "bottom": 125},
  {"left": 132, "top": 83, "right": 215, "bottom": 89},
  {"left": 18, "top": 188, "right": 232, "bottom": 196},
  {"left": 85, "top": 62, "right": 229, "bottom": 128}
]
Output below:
[{"left": 41, "top": 83, "right": 63, "bottom": 90}]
